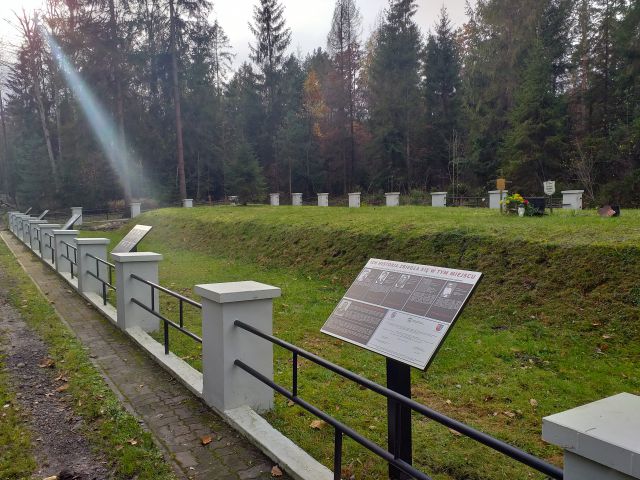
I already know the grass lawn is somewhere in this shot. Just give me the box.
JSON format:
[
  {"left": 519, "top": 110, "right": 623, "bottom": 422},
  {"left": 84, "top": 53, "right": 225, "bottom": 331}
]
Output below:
[
  {"left": 81, "top": 206, "right": 640, "bottom": 480},
  {"left": 0, "top": 239, "right": 176, "bottom": 480}
]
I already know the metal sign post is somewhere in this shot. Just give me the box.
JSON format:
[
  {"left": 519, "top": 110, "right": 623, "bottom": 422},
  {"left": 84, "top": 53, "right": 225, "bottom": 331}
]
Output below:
[
  {"left": 543, "top": 181, "right": 556, "bottom": 214},
  {"left": 387, "top": 359, "right": 412, "bottom": 479}
]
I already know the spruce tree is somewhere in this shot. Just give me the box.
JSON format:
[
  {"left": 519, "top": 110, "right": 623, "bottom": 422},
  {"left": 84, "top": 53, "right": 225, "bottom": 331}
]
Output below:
[
  {"left": 423, "top": 7, "right": 463, "bottom": 185},
  {"left": 368, "top": 0, "right": 422, "bottom": 190}
]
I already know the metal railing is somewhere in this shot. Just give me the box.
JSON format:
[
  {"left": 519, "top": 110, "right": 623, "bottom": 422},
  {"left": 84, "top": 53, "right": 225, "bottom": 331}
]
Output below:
[
  {"left": 130, "top": 274, "right": 202, "bottom": 355},
  {"left": 34, "top": 228, "right": 41, "bottom": 252},
  {"left": 234, "top": 321, "right": 563, "bottom": 480},
  {"left": 60, "top": 240, "right": 78, "bottom": 278},
  {"left": 85, "top": 253, "right": 116, "bottom": 306},
  {"left": 448, "top": 196, "right": 488, "bottom": 208},
  {"left": 44, "top": 232, "right": 55, "bottom": 264}
]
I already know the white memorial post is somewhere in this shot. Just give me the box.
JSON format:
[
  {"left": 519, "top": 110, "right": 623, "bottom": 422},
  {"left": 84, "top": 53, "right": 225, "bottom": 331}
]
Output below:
[
  {"left": 348, "top": 192, "right": 361, "bottom": 208},
  {"left": 292, "top": 193, "right": 303, "bottom": 206},
  {"left": 182, "top": 199, "right": 193, "bottom": 208},
  {"left": 28, "top": 220, "right": 47, "bottom": 251},
  {"left": 195, "top": 281, "right": 281, "bottom": 413},
  {"left": 488, "top": 190, "right": 508, "bottom": 209},
  {"left": 130, "top": 202, "right": 141, "bottom": 218},
  {"left": 561, "top": 190, "right": 584, "bottom": 210},
  {"left": 53, "top": 230, "right": 78, "bottom": 275},
  {"left": 76, "top": 238, "right": 110, "bottom": 297},
  {"left": 431, "top": 192, "right": 447, "bottom": 207},
  {"left": 19, "top": 216, "right": 32, "bottom": 243},
  {"left": 71, "top": 207, "right": 83, "bottom": 226},
  {"left": 317, "top": 193, "right": 329, "bottom": 207},
  {"left": 8, "top": 212, "right": 19, "bottom": 233},
  {"left": 543, "top": 393, "right": 640, "bottom": 480},
  {"left": 385, "top": 192, "right": 401, "bottom": 207},
  {"left": 112, "top": 252, "right": 162, "bottom": 332},
  {"left": 269, "top": 193, "right": 280, "bottom": 206},
  {"left": 38, "top": 224, "right": 61, "bottom": 265}
]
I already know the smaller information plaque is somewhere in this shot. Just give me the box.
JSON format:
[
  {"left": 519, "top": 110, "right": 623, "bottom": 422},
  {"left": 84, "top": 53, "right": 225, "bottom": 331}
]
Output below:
[
  {"left": 321, "top": 259, "right": 482, "bottom": 369},
  {"left": 111, "top": 225, "right": 153, "bottom": 254},
  {"left": 62, "top": 213, "right": 81, "bottom": 230}
]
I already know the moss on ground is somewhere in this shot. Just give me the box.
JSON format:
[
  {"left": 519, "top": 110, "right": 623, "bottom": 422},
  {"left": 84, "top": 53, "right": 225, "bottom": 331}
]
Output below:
[{"left": 82, "top": 206, "right": 640, "bottom": 480}]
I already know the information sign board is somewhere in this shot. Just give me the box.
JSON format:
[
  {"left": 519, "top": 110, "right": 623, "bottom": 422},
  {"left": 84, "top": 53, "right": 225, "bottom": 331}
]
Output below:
[
  {"left": 111, "top": 225, "right": 153, "bottom": 254},
  {"left": 544, "top": 181, "right": 556, "bottom": 196},
  {"left": 321, "top": 259, "right": 482, "bottom": 370},
  {"left": 496, "top": 178, "right": 506, "bottom": 191},
  {"left": 62, "top": 213, "right": 81, "bottom": 230},
  {"left": 37, "top": 210, "right": 49, "bottom": 220}
]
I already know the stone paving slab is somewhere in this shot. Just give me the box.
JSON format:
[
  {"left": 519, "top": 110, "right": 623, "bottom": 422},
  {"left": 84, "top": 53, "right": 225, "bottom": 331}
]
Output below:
[{"left": 2, "top": 231, "right": 288, "bottom": 480}]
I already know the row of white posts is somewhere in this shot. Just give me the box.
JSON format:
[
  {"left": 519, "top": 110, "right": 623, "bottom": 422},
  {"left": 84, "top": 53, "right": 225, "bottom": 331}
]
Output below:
[
  {"left": 7, "top": 208, "right": 636, "bottom": 480},
  {"left": 260, "top": 190, "right": 585, "bottom": 210}
]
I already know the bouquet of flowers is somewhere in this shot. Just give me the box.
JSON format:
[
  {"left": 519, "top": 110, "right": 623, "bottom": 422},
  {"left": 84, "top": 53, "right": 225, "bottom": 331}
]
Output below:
[{"left": 502, "top": 193, "right": 531, "bottom": 215}]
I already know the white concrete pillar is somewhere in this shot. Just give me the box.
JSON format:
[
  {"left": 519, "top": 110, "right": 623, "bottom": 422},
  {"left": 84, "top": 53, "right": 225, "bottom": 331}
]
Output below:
[
  {"left": 76, "top": 238, "right": 110, "bottom": 296},
  {"left": 488, "top": 190, "right": 508, "bottom": 209},
  {"left": 431, "top": 192, "right": 447, "bottom": 208},
  {"left": 130, "top": 202, "right": 141, "bottom": 218},
  {"left": 292, "top": 193, "right": 303, "bottom": 206},
  {"left": 28, "top": 220, "right": 47, "bottom": 251},
  {"left": 8, "top": 212, "right": 19, "bottom": 234},
  {"left": 38, "top": 224, "right": 61, "bottom": 265},
  {"left": 562, "top": 190, "right": 584, "bottom": 210},
  {"left": 195, "top": 281, "right": 281, "bottom": 413},
  {"left": 348, "top": 192, "right": 361, "bottom": 208},
  {"left": 20, "top": 216, "right": 32, "bottom": 243},
  {"left": 543, "top": 393, "right": 640, "bottom": 480},
  {"left": 182, "top": 199, "right": 193, "bottom": 208},
  {"left": 71, "top": 207, "right": 83, "bottom": 226},
  {"left": 53, "top": 230, "right": 78, "bottom": 275},
  {"left": 317, "top": 193, "right": 329, "bottom": 207},
  {"left": 385, "top": 192, "right": 400, "bottom": 207},
  {"left": 269, "top": 193, "right": 280, "bottom": 206},
  {"left": 112, "top": 252, "right": 162, "bottom": 332}
]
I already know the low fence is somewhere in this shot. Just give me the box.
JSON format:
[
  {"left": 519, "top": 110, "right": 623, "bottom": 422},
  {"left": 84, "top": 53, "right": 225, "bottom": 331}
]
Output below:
[{"left": 5, "top": 209, "right": 633, "bottom": 480}]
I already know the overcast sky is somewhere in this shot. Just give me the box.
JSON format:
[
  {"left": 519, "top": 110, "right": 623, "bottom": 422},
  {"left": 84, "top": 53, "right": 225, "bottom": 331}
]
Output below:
[{"left": 1, "top": 0, "right": 473, "bottom": 67}]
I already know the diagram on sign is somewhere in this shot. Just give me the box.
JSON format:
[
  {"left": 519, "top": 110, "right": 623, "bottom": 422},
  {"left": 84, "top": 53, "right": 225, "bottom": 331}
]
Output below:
[{"left": 321, "top": 259, "right": 482, "bottom": 369}]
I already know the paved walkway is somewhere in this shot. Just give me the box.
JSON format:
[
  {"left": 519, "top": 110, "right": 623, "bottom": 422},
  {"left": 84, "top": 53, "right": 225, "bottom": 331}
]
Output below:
[{"left": 2, "top": 231, "right": 287, "bottom": 480}]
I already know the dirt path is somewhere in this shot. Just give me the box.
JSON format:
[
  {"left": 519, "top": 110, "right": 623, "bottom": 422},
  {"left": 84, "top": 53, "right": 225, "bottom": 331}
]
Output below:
[{"left": 0, "top": 294, "right": 111, "bottom": 479}]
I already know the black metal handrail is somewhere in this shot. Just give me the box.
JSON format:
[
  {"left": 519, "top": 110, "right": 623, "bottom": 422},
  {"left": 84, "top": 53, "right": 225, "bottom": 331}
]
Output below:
[
  {"left": 85, "top": 253, "right": 116, "bottom": 306},
  {"left": 60, "top": 240, "right": 78, "bottom": 278},
  {"left": 233, "top": 320, "right": 563, "bottom": 480},
  {"left": 44, "top": 232, "right": 55, "bottom": 264},
  {"left": 129, "top": 274, "right": 202, "bottom": 355}
]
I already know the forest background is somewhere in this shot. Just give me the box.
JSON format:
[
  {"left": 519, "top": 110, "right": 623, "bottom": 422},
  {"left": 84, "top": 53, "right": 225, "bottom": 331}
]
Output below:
[{"left": 0, "top": 0, "right": 638, "bottom": 208}]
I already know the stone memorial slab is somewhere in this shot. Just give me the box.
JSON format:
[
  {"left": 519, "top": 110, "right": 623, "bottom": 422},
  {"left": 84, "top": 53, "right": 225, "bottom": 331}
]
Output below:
[
  {"left": 321, "top": 258, "right": 482, "bottom": 369},
  {"left": 62, "top": 213, "right": 82, "bottom": 230},
  {"left": 111, "top": 225, "right": 153, "bottom": 254}
]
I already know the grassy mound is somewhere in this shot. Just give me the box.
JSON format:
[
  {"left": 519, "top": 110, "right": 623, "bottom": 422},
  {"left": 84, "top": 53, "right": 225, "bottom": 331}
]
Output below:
[{"left": 85, "top": 206, "right": 640, "bottom": 480}]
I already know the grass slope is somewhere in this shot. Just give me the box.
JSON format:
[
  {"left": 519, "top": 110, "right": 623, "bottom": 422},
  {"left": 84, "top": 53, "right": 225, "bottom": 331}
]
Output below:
[{"left": 83, "top": 206, "right": 640, "bottom": 480}]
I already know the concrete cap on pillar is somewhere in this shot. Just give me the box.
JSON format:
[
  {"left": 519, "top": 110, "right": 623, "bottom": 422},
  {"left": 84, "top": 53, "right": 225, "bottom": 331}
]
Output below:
[
  {"left": 76, "top": 238, "right": 110, "bottom": 245},
  {"left": 195, "top": 281, "right": 281, "bottom": 304},
  {"left": 543, "top": 392, "right": 640, "bottom": 478},
  {"left": 111, "top": 252, "right": 163, "bottom": 263}
]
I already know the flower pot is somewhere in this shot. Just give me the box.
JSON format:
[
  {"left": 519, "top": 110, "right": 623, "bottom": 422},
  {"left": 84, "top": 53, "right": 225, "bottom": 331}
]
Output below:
[{"left": 518, "top": 206, "right": 525, "bottom": 217}]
